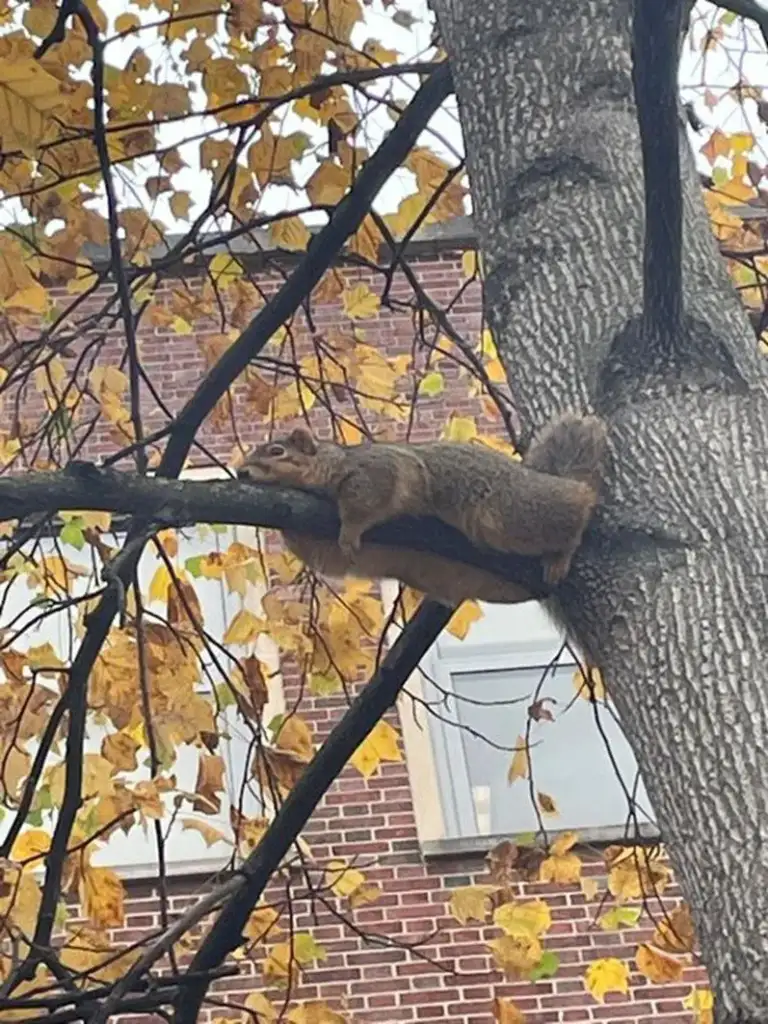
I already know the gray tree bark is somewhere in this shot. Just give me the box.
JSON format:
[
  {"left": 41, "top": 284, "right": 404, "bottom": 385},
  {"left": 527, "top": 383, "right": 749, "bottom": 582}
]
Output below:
[{"left": 429, "top": 0, "right": 768, "bottom": 1018}]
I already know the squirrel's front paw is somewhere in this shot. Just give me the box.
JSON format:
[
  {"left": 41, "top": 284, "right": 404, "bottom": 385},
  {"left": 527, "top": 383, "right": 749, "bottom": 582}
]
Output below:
[{"left": 337, "top": 525, "right": 363, "bottom": 561}]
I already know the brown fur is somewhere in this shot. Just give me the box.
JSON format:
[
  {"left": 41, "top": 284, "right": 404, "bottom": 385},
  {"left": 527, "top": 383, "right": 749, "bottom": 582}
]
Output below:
[
  {"left": 282, "top": 532, "right": 533, "bottom": 606},
  {"left": 239, "top": 417, "right": 607, "bottom": 591}
]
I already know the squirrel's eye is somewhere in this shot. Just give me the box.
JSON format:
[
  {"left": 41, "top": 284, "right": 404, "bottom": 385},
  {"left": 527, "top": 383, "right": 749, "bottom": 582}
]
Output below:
[{"left": 267, "top": 444, "right": 285, "bottom": 457}]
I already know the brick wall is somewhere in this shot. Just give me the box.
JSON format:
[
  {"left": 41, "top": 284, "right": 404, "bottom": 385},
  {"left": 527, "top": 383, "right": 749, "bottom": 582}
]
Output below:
[{"left": 5, "top": 243, "right": 707, "bottom": 1023}]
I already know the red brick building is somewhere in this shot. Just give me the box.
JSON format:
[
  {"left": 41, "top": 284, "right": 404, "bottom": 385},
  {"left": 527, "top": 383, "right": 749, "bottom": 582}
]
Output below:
[{"left": 1, "top": 220, "right": 708, "bottom": 1023}]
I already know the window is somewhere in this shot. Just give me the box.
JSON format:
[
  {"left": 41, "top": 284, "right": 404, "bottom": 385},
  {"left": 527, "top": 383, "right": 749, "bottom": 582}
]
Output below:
[
  {"left": 0, "top": 513, "right": 284, "bottom": 878},
  {"left": 390, "top": 590, "right": 658, "bottom": 850}
]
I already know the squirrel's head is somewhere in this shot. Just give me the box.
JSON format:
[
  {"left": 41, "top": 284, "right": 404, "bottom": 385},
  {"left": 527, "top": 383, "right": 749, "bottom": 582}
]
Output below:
[{"left": 238, "top": 427, "right": 324, "bottom": 486}]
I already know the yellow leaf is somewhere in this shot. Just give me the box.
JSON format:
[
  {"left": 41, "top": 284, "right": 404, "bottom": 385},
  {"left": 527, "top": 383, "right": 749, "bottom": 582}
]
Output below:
[
  {"left": 449, "top": 884, "right": 498, "bottom": 925},
  {"left": 147, "top": 562, "right": 174, "bottom": 605},
  {"left": 550, "top": 831, "right": 578, "bottom": 857},
  {"left": 62, "top": 510, "right": 112, "bottom": 533},
  {"left": 730, "top": 132, "right": 755, "bottom": 153},
  {"left": 0, "top": 432, "right": 20, "bottom": 465},
  {"left": 442, "top": 414, "right": 477, "bottom": 442},
  {"left": 114, "top": 12, "right": 140, "bottom": 32},
  {"left": 11, "top": 829, "right": 51, "bottom": 866},
  {"left": 223, "top": 608, "right": 265, "bottom": 645},
  {"left": 635, "top": 943, "right": 684, "bottom": 984},
  {"left": 209, "top": 251, "right": 243, "bottom": 283},
  {"left": 244, "top": 905, "right": 283, "bottom": 944},
  {"left": 493, "top": 997, "right": 526, "bottom": 1024},
  {"left": 306, "top": 159, "right": 350, "bottom": 206},
  {"left": 487, "top": 934, "right": 542, "bottom": 978},
  {"left": 479, "top": 327, "right": 496, "bottom": 358},
  {"left": 462, "top": 250, "right": 478, "bottom": 278},
  {"left": 170, "top": 191, "right": 192, "bottom": 219},
  {"left": 508, "top": 736, "right": 530, "bottom": 783},
  {"left": 0, "top": 58, "right": 64, "bottom": 155},
  {"left": 26, "top": 641, "right": 65, "bottom": 674},
  {"left": 573, "top": 665, "right": 606, "bottom": 701},
  {"left": 59, "top": 927, "right": 138, "bottom": 984},
  {"left": 349, "top": 720, "right": 402, "bottom": 778},
  {"left": 275, "top": 715, "right": 315, "bottom": 762},
  {"left": 494, "top": 899, "right": 551, "bottom": 939},
  {"left": 324, "top": 859, "right": 366, "bottom": 899},
  {"left": 684, "top": 988, "right": 713, "bottom": 1024},
  {"left": 349, "top": 883, "right": 382, "bottom": 908},
  {"left": 288, "top": 1002, "right": 347, "bottom": 1024},
  {"left": 2, "top": 748, "right": 30, "bottom": 801},
  {"left": 181, "top": 819, "right": 228, "bottom": 848},
  {"left": 263, "top": 935, "right": 326, "bottom": 984},
  {"left": 447, "top": 600, "right": 483, "bottom": 639},
  {"left": 270, "top": 215, "right": 311, "bottom": 252},
  {"left": 245, "top": 992, "right": 278, "bottom": 1019},
  {"left": 3, "top": 283, "right": 47, "bottom": 315},
  {"left": 584, "top": 957, "right": 630, "bottom": 1002},
  {"left": 79, "top": 866, "right": 125, "bottom": 928},
  {"left": 539, "top": 850, "right": 582, "bottom": 884},
  {"left": 606, "top": 846, "right": 672, "bottom": 902},
  {"left": 342, "top": 282, "right": 380, "bottom": 320},
  {"left": 101, "top": 731, "right": 139, "bottom": 773},
  {"left": 293, "top": 933, "right": 328, "bottom": 965}
]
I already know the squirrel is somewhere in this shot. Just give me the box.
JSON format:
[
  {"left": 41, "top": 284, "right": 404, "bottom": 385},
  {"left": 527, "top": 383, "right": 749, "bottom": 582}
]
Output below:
[{"left": 237, "top": 413, "right": 607, "bottom": 603}]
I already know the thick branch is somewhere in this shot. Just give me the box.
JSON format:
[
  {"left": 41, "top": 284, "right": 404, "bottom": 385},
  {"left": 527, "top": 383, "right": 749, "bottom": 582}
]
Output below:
[
  {"left": 174, "top": 600, "right": 454, "bottom": 1024},
  {"left": 631, "top": 0, "right": 685, "bottom": 344},
  {"left": 0, "top": 469, "right": 549, "bottom": 596},
  {"left": 711, "top": 0, "right": 768, "bottom": 46}
]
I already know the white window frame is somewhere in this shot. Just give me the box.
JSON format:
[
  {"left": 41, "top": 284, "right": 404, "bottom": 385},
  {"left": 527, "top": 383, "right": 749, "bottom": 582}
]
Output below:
[{"left": 382, "top": 582, "right": 659, "bottom": 854}]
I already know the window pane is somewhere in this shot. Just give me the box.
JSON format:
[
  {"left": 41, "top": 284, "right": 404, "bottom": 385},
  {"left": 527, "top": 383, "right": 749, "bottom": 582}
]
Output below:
[{"left": 429, "top": 662, "right": 654, "bottom": 839}]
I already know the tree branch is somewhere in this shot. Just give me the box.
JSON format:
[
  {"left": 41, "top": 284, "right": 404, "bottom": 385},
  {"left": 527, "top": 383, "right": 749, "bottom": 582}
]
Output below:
[
  {"left": 173, "top": 601, "right": 453, "bottom": 1024},
  {"left": 710, "top": 0, "right": 768, "bottom": 47},
  {"left": 0, "top": 469, "right": 549, "bottom": 596},
  {"left": 631, "top": 0, "right": 685, "bottom": 345}
]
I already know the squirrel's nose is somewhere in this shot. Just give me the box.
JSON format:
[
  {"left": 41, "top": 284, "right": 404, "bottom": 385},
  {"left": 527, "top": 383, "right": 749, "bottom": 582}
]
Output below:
[{"left": 236, "top": 468, "right": 249, "bottom": 480}]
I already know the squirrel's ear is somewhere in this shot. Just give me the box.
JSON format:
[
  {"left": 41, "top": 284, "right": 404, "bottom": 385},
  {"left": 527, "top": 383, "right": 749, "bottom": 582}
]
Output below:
[{"left": 289, "top": 427, "right": 317, "bottom": 455}]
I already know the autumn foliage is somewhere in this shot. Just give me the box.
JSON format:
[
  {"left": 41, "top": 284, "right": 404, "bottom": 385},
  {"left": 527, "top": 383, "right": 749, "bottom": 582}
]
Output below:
[{"left": 0, "top": 0, "right": 764, "bottom": 1021}]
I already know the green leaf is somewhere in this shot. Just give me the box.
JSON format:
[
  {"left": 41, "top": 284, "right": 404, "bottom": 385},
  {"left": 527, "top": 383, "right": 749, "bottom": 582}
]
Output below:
[
  {"left": 60, "top": 518, "right": 85, "bottom": 550},
  {"left": 185, "top": 555, "right": 203, "bottom": 577},
  {"left": 599, "top": 906, "right": 642, "bottom": 931},
  {"left": 530, "top": 950, "right": 559, "bottom": 981},
  {"left": 309, "top": 671, "right": 343, "bottom": 696},
  {"left": 267, "top": 713, "right": 284, "bottom": 740},
  {"left": 215, "top": 682, "right": 236, "bottom": 709},
  {"left": 418, "top": 371, "right": 444, "bottom": 397}
]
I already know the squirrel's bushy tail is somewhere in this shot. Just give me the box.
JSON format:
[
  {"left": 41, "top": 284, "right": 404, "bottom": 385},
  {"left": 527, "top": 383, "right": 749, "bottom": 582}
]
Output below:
[{"left": 523, "top": 414, "right": 608, "bottom": 494}]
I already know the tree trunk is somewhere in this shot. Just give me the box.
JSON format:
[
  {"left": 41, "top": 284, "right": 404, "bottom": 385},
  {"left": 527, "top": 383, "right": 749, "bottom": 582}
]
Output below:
[{"left": 430, "top": 0, "right": 768, "bottom": 1017}]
